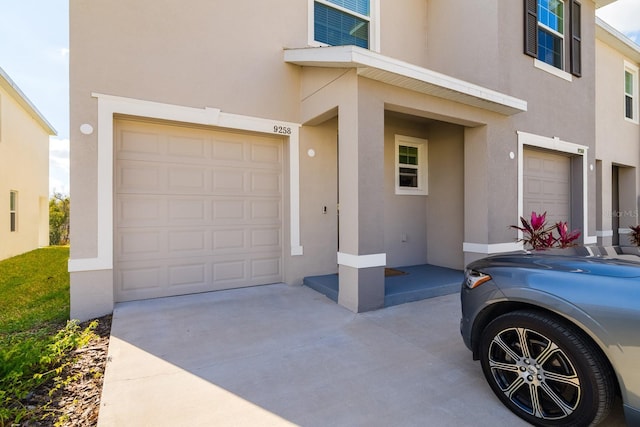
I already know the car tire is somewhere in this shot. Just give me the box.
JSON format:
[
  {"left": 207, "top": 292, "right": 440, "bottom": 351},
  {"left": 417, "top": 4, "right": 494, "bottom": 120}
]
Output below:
[{"left": 479, "top": 310, "right": 614, "bottom": 427}]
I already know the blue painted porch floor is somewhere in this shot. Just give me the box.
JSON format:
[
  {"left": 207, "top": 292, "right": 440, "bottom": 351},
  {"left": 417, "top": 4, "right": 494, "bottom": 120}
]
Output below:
[{"left": 303, "top": 264, "right": 464, "bottom": 307}]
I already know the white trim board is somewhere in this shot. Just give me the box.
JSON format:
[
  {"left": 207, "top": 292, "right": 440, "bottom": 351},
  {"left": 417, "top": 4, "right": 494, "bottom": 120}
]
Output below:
[
  {"left": 337, "top": 252, "right": 387, "bottom": 268},
  {"left": 284, "top": 45, "right": 527, "bottom": 116},
  {"left": 463, "top": 242, "right": 522, "bottom": 254},
  {"left": 69, "top": 93, "right": 303, "bottom": 273}
]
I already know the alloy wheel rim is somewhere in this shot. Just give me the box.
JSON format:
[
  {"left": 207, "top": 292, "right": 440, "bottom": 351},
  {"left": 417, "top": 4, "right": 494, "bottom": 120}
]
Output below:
[{"left": 488, "top": 327, "right": 582, "bottom": 420}]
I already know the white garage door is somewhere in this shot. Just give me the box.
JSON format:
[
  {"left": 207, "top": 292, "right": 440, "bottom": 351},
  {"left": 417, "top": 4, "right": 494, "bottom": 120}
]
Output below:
[
  {"left": 523, "top": 148, "right": 571, "bottom": 226},
  {"left": 114, "top": 119, "right": 283, "bottom": 302}
]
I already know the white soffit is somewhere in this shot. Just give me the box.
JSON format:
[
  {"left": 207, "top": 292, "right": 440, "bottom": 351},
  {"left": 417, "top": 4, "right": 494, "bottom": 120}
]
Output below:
[
  {"left": 284, "top": 45, "right": 527, "bottom": 116},
  {"left": 595, "top": 0, "right": 618, "bottom": 8}
]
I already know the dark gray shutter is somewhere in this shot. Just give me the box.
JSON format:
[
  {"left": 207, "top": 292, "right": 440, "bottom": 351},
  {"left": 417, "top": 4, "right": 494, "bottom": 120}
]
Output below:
[
  {"left": 524, "top": 0, "right": 538, "bottom": 57},
  {"left": 570, "top": 0, "right": 582, "bottom": 77}
]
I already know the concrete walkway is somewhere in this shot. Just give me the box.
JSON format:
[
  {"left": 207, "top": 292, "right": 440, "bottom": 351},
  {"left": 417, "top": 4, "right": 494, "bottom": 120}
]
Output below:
[{"left": 97, "top": 284, "right": 625, "bottom": 426}]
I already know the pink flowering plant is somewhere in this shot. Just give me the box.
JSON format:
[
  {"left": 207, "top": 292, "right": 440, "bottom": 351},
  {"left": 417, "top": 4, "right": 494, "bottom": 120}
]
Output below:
[{"left": 511, "top": 211, "right": 581, "bottom": 250}]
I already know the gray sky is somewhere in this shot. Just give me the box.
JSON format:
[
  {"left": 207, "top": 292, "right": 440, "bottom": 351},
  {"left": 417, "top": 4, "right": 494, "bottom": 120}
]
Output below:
[{"left": 0, "top": 0, "right": 638, "bottom": 196}]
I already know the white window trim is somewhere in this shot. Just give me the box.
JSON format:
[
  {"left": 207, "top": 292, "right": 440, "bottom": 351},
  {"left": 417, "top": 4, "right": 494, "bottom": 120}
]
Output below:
[
  {"left": 534, "top": 58, "right": 573, "bottom": 81},
  {"left": 308, "top": 0, "right": 380, "bottom": 52},
  {"left": 68, "top": 93, "right": 303, "bottom": 273},
  {"left": 395, "top": 135, "right": 428, "bottom": 196},
  {"left": 517, "top": 131, "right": 596, "bottom": 245},
  {"left": 624, "top": 61, "right": 639, "bottom": 124},
  {"left": 536, "top": 0, "right": 570, "bottom": 77}
]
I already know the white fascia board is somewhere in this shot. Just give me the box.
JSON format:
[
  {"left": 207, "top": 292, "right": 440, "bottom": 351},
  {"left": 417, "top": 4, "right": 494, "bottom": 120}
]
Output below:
[
  {"left": 284, "top": 46, "right": 527, "bottom": 116},
  {"left": 0, "top": 66, "right": 57, "bottom": 136},
  {"left": 596, "top": 17, "right": 640, "bottom": 63}
]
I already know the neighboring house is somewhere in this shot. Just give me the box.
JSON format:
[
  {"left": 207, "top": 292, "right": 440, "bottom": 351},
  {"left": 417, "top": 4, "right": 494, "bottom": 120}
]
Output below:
[
  {"left": 0, "top": 66, "right": 55, "bottom": 261},
  {"left": 595, "top": 17, "right": 640, "bottom": 247},
  {"left": 69, "top": 0, "right": 631, "bottom": 321}
]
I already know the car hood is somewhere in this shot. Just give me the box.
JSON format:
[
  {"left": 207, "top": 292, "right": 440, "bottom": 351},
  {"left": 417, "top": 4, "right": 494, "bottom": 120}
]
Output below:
[{"left": 468, "top": 251, "right": 640, "bottom": 279}]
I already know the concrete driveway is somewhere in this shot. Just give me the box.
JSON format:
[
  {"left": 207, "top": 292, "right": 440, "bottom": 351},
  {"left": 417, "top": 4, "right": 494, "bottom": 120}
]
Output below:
[{"left": 97, "top": 284, "right": 625, "bottom": 426}]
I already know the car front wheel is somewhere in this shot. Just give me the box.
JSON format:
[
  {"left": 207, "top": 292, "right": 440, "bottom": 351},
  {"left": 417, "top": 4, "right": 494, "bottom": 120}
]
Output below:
[{"left": 479, "top": 310, "right": 614, "bottom": 426}]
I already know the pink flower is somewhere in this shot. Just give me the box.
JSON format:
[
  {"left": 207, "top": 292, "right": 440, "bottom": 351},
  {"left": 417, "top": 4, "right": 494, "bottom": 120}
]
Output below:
[{"left": 530, "top": 211, "right": 547, "bottom": 231}]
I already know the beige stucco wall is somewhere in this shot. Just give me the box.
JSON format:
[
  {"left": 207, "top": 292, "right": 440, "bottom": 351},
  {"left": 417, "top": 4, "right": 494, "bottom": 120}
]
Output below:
[
  {"left": 0, "top": 86, "right": 50, "bottom": 260},
  {"left": 70, "top": 0, "right": 615, "bottom": 318},
  {"left": 595, "top": 38, "right": 640, "bottom": 244}
]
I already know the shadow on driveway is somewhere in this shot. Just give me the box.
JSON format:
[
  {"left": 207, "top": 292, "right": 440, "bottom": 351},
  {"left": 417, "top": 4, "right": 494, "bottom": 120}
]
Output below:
[{"left": 98, "top": 284, "right": 625, "bottom": 426}]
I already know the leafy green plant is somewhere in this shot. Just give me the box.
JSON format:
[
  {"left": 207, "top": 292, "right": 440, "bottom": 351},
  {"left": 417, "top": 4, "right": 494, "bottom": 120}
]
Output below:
[
  {"left": 511, "top": 211, "right": 581, "bottom": 250},
  {"left": 0, "top": 321, "right": 97, "bottom": 425},
  {"left": 0, "top": 247, "right": 95, "bottom": 426}
]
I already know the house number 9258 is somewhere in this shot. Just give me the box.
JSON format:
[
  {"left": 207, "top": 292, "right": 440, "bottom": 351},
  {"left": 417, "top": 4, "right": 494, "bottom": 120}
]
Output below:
[{"left": 273, "top": 125, "right": 292, "bottom": 135}]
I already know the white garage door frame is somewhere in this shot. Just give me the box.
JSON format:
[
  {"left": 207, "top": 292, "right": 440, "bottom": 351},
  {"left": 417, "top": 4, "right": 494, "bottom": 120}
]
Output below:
[
  {"left": 517, "top": 131, "right": 596, "bottom": 245},
  {"left": 69, "top": 93, "right": 303, "bottom": 274}
]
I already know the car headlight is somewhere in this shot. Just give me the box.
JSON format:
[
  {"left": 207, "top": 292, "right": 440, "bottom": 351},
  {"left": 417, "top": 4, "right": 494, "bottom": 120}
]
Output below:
[{"left": 464, "top": 269, "right": 492, "bottom": 289}]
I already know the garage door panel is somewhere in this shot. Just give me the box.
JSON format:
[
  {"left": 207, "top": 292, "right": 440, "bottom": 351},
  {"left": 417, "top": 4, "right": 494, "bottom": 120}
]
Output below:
[
  {"left": 251, "top": 171, "right": 282, "bottom": 194},
  {"left": 167, "top": 134, "right": 208, "bottom": 158},
  {"left": 118, "top": 197, "right": 164, "bottom": 224},
  {"left": 524, "top": 149, "right": 571, "bottom": 226},
  {"left": 119, "top": 231, "right": 163, "bottom": 257},
  {"left": 212, "top": 139, "right": 245, "bottom": 161},
  {"left": 118, "top": 130, "right": 162, "bottom": 157},
  {"left": 168, "top": 264, "right": 207, "bottom": 287},
  {"left": 168, "top": 230, "right": 206, "bottom": 252},
  {"left": 251, "top": 199, "right": 281, "bottom": 221},
  {"left": 212, "top": 229, "right": 246, "bottom": 251},
  {"left": 168, "top": 167, "right": 207, "bottom": 191},
  {"left": 251, "top": 143, "right": 282, "bottom": 164},
  {"left": 168, "top": 199, "right": 207, "bottom": 222},
  {"left": 250, "top": 228, "right": 281, "bottom": 248},
  {"left": 251, "top": 258, "right": 282, "bottom": 279},
  {"left": 212, "top": 199, "right": 246, "bottom": 221},
  {"left": 212, "top": 169, "right": 246, "bottom": 193},
  {"left": 115, "top": 119, "right": 284, "bottom": 302},
  {"left": 119, "top": 266, "right": 164, "bottom": 292},
  {"left": 118, "top": 162, "right": 163, "bottom": 192}
]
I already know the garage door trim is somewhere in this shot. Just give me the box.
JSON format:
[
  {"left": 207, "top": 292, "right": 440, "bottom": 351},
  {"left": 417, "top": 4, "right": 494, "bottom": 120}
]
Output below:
[
  {"left": 517, "top": 131, "right": 594, "bottom": 245},
  {"left": 69, "top": 92, "right": 303, "bottom": 274}
]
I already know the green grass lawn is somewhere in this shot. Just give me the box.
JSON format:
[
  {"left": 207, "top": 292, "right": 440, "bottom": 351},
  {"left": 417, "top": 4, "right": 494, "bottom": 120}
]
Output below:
[
  {"left": 0, "top": 247, "right": 70, "bottom": 334},
  {"left": 0, "top": 247, "right": 97, "bottom": 425}
]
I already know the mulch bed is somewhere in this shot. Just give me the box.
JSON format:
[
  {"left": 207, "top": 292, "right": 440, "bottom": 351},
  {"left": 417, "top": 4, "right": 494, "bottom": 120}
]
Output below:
[{"left": 18, "top": 315, "right": 112, "bottom": 427}]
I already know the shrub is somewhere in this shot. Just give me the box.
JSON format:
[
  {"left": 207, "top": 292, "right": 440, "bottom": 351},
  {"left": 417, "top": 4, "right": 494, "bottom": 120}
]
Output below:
[
  {"left": 629, "top": 225, "right": 640, "bottom": 246},
  {"left": 49, "top": 193, "right": 70, "bottom": 246},
  {"left": 0, "top": 321, "right": 97, "bottom": 425},
  {"left": 511, "top": 211, "right": 581, "bottom": 250}
]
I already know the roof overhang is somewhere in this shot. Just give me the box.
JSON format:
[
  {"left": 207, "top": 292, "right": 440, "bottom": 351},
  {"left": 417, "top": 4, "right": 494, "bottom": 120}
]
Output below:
[
  {"left": 0, "top": 66, "right": 57, "bottom": 136},
  {"left": 595, "top": 0, "right": 618, "bottom": 8},
  {"left": 284, "top": 45, "right": 527, "bottom": 116},
  {"left": 596, "top": 17, "right": 640, "bottom": 63}
]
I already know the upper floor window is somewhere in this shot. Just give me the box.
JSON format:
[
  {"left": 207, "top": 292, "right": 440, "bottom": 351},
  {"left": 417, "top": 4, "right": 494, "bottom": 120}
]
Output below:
[
  {"left": 312, "top": 0, "right": 378, "bottom": 50},
  {"left": 395, "top": 135, "right": 428, "bottom": 196},
  {"left": 537, "top": 0, "right": 564, "bottom": 69},
  {"left": 524, "top": 0, "right": 581, "bottom": 77},
  {"left": 9, "top": 191, "right": 17, "bottom": 232},
  {"left": 625, "top": 62, "right": 639, "bottom": 123}
]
